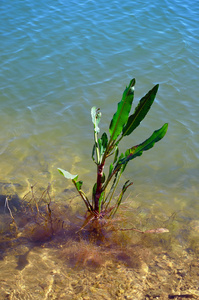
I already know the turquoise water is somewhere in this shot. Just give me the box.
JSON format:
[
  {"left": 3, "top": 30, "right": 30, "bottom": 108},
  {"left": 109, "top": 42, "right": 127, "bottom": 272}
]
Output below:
[{"left": 0, "top": 0, "right": 199, "bottom": 218}]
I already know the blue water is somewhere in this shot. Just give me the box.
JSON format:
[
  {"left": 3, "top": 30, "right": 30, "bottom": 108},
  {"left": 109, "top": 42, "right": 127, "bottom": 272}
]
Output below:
[{"left": 0, "top": 0, "right": 199, "bottom": 218}]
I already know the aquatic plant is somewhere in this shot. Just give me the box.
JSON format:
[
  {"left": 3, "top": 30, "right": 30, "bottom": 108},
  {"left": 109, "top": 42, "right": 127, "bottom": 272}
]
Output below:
[
  {"left": 58, "top": 78, "right": 168, "bottom": 229},
  {"left": 21, "top": 184, "right": 65, "bottom": 241}
]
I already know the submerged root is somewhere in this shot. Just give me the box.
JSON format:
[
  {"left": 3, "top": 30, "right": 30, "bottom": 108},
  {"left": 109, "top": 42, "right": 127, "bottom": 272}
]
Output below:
[{"left": 0, "top": 184, "right": 180, "bottom": 272}]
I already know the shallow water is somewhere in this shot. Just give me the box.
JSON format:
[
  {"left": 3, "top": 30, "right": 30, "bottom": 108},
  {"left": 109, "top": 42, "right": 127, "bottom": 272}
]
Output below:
[
  {"left": 1, "top": 0, "right": 199, "bottom": 199},
  {"left": 0, "top": 0, "right": 199, "bottom": 297},
  {"left": 0, "top": 191, "right": 199, "bottom": 299}
]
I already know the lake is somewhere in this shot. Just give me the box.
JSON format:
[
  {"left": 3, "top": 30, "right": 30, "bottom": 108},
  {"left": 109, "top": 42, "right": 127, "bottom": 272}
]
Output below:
[{"left": 0, "top": 0, "right": 199, "bottom": 298}]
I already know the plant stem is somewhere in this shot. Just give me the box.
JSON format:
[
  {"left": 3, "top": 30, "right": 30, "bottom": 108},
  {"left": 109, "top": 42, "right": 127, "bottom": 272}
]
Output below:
[
  {"left": 105, "top": 170, "right": 121, "bottom": 210},
  {"left": 72, "top": 180, "right": 92, "bottom": 212},
  {"left": 94, "top": 131, "right": 100, "bottom": 164},
  {"left": 101, "top": 140, "right": 114, "bottom": 166},
  {"left": 94, "top": 162, "right": 105, "bottom": 212},
  {"left": 102, "top": 164, "right": 121, "bottom": 192}
]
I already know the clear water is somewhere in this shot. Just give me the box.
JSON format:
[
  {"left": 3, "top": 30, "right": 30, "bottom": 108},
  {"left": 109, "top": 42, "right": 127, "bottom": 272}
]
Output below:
[
  {"left": 1, "top": 0, "right": 199, "bottom": 298},
  {"left": 0, "top": 0, "right": 199, "bottom": 216}
]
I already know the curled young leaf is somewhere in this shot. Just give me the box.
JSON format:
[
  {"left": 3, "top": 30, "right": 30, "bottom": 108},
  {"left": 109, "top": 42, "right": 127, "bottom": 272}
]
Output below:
[{"left": 91, "top": 106, "right": 101, "bottom": 133}]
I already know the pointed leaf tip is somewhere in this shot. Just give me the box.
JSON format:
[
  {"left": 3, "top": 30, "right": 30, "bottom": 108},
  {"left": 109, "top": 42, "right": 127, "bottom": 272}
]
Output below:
[
  {"left": 117, "top": 122, "right": 168, "bottom": 167},
  {"left": 122, "top": 83, "right": 160, "bottom": 137},
  {"left": 109, "top": 78, "right": 136, "bottom": 141}
]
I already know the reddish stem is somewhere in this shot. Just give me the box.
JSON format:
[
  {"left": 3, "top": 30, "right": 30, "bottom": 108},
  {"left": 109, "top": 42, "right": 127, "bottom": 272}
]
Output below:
[{"left": 94, "top": 162, "right": 105, "bottom": 212}]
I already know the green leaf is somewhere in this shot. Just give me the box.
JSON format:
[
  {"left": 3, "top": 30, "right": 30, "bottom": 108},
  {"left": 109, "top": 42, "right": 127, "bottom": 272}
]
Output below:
[
  {"left": 98, "top": 191, "right": 104, "bottom": 213},
  {"left": 111, "top": 180, "right": 133, "bottom": 217},
  {"left": 119, "top": 123, "right": 168, "bottom": 165},
  {"left": 113, "top": 147, "right": 119, "bottom": 164},
  {"left": 108, "top": 163, "right": 114, "bottom": 178},
  {"left": 58, "top": 168, "right": 78, "bottom": 180},
  {"left": 98, "top": 132, "right": 108, "bottom": 158},
  {"left": 114, "top": 152, "right": 124, "bottom": 171},
  {"left": 104, "top": 168, "right": 121, "bottom": 209},
  {"left": 109, "top": 78, "right": 135, "bottom": 141},
  {"left": 91, "top": 107, "right": 101, "bottom": 133},
  {"left": 122, "top": 84, "right": 159, "bottom": 137},
  {"left": 91, "top": 143, "right": 96, "bottom": 163},
  {"left": 75, "top": 180, "right": 83, "bottom": 191},
  {"left": 101, "top": 173, "right": 106, "bottom": 183},
  {"left": 92, "top": 182, "right": 97, "bottom": 205}
]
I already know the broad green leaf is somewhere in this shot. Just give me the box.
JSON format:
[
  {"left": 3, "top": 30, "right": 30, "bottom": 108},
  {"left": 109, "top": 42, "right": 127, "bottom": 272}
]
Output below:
[
  {"left": 122, "top": 84, "right": 159, "bottom": 137},
  {"left": 109, "top": 78, "right": 135, "bottom": 141},
  {"left": 91, "top": 107, "right": 101, "bottom": 133},
  {"left": 118, "top": 123, "right": 168, "bottom": 166},
  {"left": 58, "top": 168, "right": 78, "bottom": 180}
]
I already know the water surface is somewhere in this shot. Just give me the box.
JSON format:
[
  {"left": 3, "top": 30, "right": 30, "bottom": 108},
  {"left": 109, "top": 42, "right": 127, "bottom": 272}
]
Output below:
[{"left": 1, "top": 0, "right": 199, "bottom": 298}]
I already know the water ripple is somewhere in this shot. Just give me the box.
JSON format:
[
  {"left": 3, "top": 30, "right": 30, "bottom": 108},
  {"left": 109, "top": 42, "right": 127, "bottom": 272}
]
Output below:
[{"left": 0, "top": 0, "right": 199, "bottom": 206}]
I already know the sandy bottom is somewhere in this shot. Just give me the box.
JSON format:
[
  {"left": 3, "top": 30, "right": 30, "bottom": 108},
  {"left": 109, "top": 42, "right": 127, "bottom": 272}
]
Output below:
[
  {"left": 0, "top": 188, "right": 199, "bottom": 300},
  {"left": 0, "top": 240, "right": 199, "bottom": 299}
]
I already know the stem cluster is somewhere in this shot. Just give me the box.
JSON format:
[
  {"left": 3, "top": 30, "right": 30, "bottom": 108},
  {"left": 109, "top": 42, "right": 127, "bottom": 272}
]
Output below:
[{"left": 58, "top": 78, "right": 168, "bottom": 220}]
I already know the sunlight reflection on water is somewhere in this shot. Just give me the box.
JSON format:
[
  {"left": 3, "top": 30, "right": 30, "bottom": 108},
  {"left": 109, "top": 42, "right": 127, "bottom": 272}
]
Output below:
[{"left": 0, "top": 0, "right": 199, "bottom": 217}]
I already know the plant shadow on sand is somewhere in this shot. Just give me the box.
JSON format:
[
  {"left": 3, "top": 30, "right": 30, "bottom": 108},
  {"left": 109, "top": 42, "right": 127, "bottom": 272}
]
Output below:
[{"left": 1, "top": 186, "right": 199, "bottom": 299}]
